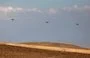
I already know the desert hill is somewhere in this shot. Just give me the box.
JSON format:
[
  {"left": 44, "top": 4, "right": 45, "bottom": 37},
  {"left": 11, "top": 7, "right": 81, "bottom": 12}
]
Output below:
[
  {"left": 0, "top": 42, "right": 90, "bottom": 58},
  {"left": 21, "top": 42, "right": 86, "bottom": 49}
]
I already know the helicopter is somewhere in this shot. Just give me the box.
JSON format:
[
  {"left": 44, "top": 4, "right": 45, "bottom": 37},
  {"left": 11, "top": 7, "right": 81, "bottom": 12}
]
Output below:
[
  {"left": 45, "top": 21, "right": 49, "bottom": 23},
  {"left": 10, "top": 18, "right": 15, "bottom": 22},
  {"left": 76, "top": 23, "right": 79, "bottom": 26}
]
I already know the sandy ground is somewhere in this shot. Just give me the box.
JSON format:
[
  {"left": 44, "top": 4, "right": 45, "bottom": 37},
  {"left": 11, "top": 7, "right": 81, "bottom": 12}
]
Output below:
[{"left": 0, "top": 42, "right": 90, "bottom": 58}]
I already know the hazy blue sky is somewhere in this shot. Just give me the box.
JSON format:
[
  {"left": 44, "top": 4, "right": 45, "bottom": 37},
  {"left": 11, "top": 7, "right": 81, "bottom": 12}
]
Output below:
[{"left": 0, "top": 0, "right": 90, "bottom": 48}]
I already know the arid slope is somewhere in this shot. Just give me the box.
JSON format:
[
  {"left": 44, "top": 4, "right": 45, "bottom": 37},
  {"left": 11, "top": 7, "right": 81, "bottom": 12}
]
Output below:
[
  {"left": 21, "top": 42, "right": 87, "bottom": 49},
  {"left": 0, "top": 42, "right": 90, "bottom": 58}
]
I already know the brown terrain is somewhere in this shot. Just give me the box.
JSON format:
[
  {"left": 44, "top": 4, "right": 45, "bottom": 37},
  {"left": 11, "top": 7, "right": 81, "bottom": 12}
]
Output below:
[
  {"left": 0, "top": 42, "right": 90, "bottom": 58},
  {"left": 21, "top": 42, "right": 86, "bottom": 49}
]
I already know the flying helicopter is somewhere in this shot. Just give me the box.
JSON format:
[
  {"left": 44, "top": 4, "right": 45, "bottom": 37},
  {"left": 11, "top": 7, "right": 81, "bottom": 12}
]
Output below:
[
  {"left": 10, "top": 18, "right": 15, "bottom": 22},
  {"left": 45, "top": 21, "right": 49, "bottom": 23},
  {"left": 76, "top": 23, "right": 79, "bottom": 26}
]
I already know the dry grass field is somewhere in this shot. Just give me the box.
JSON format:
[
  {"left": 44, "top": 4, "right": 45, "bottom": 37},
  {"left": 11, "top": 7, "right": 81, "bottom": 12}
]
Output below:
[{"left": 0, "top": 42, "right": 90, "bottom": 58}]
